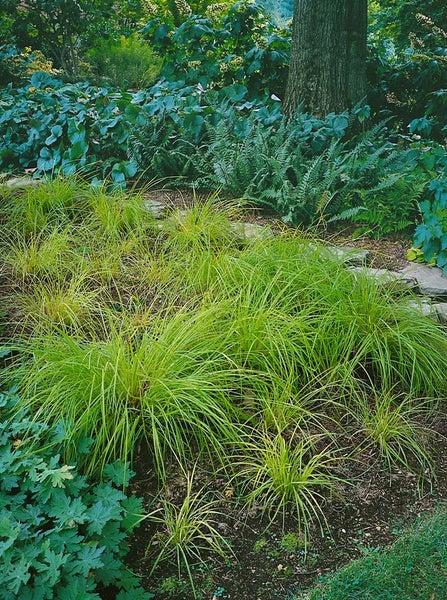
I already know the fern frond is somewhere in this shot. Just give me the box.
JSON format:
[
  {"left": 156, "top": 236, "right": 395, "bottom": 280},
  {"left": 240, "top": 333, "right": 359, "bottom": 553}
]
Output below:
[{"left": 328, "top": 206, "right": 367, "bottom": 223}]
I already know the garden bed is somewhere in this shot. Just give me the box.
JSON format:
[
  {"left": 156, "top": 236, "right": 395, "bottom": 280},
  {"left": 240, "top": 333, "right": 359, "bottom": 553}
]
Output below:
[
  {"left": 127, "top": 434, "right": 447, "bottom": 599},
  {"left": 0, "top": 179, "right": 446, "bottom": 599}
]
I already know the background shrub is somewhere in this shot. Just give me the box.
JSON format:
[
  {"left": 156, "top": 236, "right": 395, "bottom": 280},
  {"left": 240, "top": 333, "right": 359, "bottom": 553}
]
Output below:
[
  {"left": 413, "top": 144, "right": 447, "bottom": 272},
  {"left": 0, "top": 45, "right": 55, "bottom": 86},
  {"left": 141, "top": 1, "right": 290, "bottom": 97},
  {"left": 0, "top": 72, "right": 144, "bottom": 184},
  {"left": 85, "top": 34, "right": 162, "bottom": 90}
]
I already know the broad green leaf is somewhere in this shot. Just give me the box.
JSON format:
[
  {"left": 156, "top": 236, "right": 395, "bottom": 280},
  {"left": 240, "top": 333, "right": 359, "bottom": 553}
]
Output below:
[
  {"left": 222, "top": 83, "right": 248, "bottom": 102},
  {"left": 31, "top": 462, "right": 75, "bottom": 489},
  {"left": 86, "top": 501, "right": 122, "bottom": 536},
  {"left": 71, "top": 544, "right": 105, "bottom": 576},
  {"left": 30, "top": 71, "right": 57, "bottom": 89},
  {"left": 102, "top": 461, "right": 133, "bottom": 487}
]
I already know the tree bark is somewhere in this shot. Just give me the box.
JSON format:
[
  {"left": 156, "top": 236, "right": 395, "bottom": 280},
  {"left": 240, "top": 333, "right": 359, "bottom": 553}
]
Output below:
[{"left": 283, "top": 0, "right": 368, "bottom": 118}]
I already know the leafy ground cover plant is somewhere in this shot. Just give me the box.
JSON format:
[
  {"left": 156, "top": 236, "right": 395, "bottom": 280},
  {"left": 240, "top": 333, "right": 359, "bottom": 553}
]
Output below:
[
  {"left": 413, "top": 145, "right": 447, "bottom": 272},
  {"left": 0, "top": 2, "right": 290, "bottom": 185},
  {"left": 0, "top": 72, "right": 143, "bottom": 183},
  {"left": 1, "top": 57, "right": 437, "bottom": 238},
  {"left": 0, "top": 386, "right": 151, "bottom": 599},
  {"left": 130, "top": 94, "right": 435, "bottom": 230}
]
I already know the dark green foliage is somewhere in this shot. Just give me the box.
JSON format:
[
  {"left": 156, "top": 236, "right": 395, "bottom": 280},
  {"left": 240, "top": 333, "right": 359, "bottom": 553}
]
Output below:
[
  {"left": 131, "top": 97, "right": 429, "bottom": 229},
  {"left": 0, "top": 386, "right": 152, "bottom": 599},
  {"left": 369, "top": 0, "right": 447, "bottom": 49},
  {"left": 0, "top": 0, "right": 152, "bottom": 77},
  {"left": 368, "top": 1, "right": 447, "bottom": 139},
  {"left": 332, "top": 174, "right": 426, "bottom": 238},
  {"left": 306, "top": 505, "right": 447, "bottom": 600},
  {"left": 0, "top": 0, "right": 111, "bottom": 77},
  {"left": 0, "top": 45, "right": 35, "bottom": 86},
  {"left": 199, "top": 117, "right": 359, "bottom": 224},
  {"left": 141, "top": 1, "right": 290, "bottom": 97},
  {"left": 413, "top": 145, "right": 447, "bottom": 272},
  {"left": 0, "top": 1, "right": 290, "bottom": 187},
  {"left": 128, "top": 80, "right": 283, "bottom": 183},
  {"left": 0, "top": 72, "right": 144, "bottom": 184},
  {"left": 130, "top": 88, "right": 357, "bottom": 183},
  {"left": 1, "top": 0, "right": 444, "bottom": 238},
  {"left": 327, "top": 135, "right": 429, "bottom": 237}
]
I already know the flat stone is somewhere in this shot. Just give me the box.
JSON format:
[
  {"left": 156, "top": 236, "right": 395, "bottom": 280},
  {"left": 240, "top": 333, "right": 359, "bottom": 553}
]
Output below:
[
  {"left": 230, "top": 221, "right": 273, "bottom": 241},
  {"left": 406, "top": 298, "right": 433, "bottom": 318},
  {"left": 5, "top": 176, "right": 40, "bottom": 188},
  {"left": 324, "top": 246, "right": 369, "bottom": 266},
  {"left": 142, "top": 198, "right": 167, "bottom": 219},
  {"left": 432, "top": 303, "right": 447, "bottom": 323},
  {"left": 401, "top": 264, "right": 447, "bottom": 297},
  {"left": 349, "top": 267, "right": 416, "bottom": 287}
]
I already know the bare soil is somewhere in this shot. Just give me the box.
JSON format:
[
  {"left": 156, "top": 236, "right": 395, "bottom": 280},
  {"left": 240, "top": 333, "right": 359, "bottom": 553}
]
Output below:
[{"left": 126, "top": 425, "right": 447, "bottom": 600}]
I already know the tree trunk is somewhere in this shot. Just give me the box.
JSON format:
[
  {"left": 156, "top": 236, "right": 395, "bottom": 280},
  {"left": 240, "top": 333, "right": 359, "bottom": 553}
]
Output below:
[{"left": 283, "top": 0, "right": 368, "bottom": 118}]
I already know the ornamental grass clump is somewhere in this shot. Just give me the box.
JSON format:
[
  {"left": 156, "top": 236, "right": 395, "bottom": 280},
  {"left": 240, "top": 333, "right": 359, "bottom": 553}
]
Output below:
[
  {"left": 146, "top": 467, "right": 233, "bottom": 596},
  {"left": 353, "top": 389, "right": 436, "bottom": 476},
  {"left": 4, "top": 227, "right": 73, "bottom": 279},
  {"left": 231, "top": 428, "right": 346, "bottom": 543},
  {"left": 18, "top": 275, "right": 100, "bottom": 331},
  {"left": 8, "top": 305, "right": 247, "bottom": 476},
  {"left": 2, "top": 182, "right": 447, "bottom": 506},
  {"left": 331, "top": 271, "right": 447, "bottom": 399},
  {"left": 204, "top": 233, "right": 447, "bottom": 403},
  {"left": 84, "top": 186, "right": 157, "bottom": 241},
  {"left": 162, "top": 199, "right": 242, "bottom": 255},
  {"left": 2, "top": 177, "right": 89, "bottom": 234}
]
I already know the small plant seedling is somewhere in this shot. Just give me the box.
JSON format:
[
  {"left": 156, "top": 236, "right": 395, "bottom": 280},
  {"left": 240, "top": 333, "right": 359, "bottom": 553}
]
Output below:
[
  {"left": 279, "top": 532, "right": 305, "bottom": 553},
  {"left": 254, "top": 538, "right": 268, "bottom": 553},
  {"left": 160, "top": 575, "right": 188, "bottom": 597},
  {"left": 306, "top": 551, "right": 319, "bottom": 567}
]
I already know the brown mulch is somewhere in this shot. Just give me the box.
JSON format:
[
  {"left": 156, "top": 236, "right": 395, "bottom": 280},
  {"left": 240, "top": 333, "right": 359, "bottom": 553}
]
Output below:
[{"left": 318, "top": 226, "right": 412, "bottom": 271}]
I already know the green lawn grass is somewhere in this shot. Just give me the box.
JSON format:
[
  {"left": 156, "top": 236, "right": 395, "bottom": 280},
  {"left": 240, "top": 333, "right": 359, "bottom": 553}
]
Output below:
[{"left": 301, "top": 504, "right": 447, "bottom": 600}]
